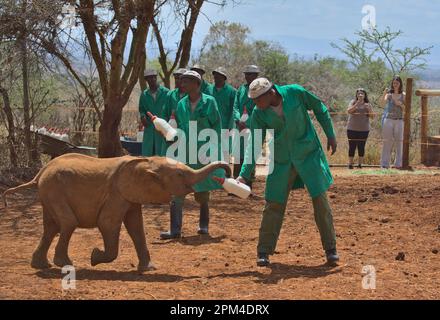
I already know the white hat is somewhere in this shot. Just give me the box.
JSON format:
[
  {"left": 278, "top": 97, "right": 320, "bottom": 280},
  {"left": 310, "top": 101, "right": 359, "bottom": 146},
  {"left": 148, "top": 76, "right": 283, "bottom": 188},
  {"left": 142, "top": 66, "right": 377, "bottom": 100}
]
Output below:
[
  {"left": 144, "top": 69, "right": 158, "bottom": 77},
  {"left": 248, "top": 78, "right": 273, "bottom": 99},
  {"left": 190, "top": 64, "right": 206, "bottom": 74},
  {"left": 181, "top": 70, "right": 202, "bottom": 83},
  {"left": 243, "top": 65, "right": 261, "bottom": 74},
  {"left": 212, "top": 67, "right": 228, "bottom": 79},
  {"left": 173, "top": 68, "right": 187, "bottom": 76}
]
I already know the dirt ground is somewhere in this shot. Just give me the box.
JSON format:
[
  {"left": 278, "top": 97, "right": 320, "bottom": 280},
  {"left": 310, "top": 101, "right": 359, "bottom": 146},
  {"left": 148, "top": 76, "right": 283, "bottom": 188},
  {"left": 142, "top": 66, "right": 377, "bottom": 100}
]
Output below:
[{"left": 0, "top": 168, "right": 439, "bottom": 300}]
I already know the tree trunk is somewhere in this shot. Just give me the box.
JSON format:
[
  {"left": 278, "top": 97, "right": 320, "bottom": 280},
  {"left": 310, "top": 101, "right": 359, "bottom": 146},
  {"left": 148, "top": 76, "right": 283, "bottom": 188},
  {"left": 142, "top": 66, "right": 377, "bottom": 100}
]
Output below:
[
  {"left": 179, "top": 0, "right": 204, "bottom": 68},
  {"left": 139, "top": 50, "right": 147, "bottom": 91},
  {"left": 0, "top": 87, "right": 18, "bottom": 167},
  {"left": 20, "top": 35, "right": 33, "bottom": 165},
  {"left": 162, "top": 71, "right": 172, "bottom": 89},
  {"left": 79, "top": 0, "right": 154, "bottom": 158},
  {"left": 19, "top": 0, "right": 40, "bottom": 166},
  {"left": 98, "top": 99, "right": 123, "bottom": 158}
]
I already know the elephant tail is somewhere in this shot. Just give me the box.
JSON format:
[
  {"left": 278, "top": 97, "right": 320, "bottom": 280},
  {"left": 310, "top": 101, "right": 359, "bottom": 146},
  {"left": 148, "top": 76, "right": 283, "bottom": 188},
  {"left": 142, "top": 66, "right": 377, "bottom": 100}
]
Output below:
[
  {"left": 188, "top": 161, "right": 232, "bottom": 186},
  {"left": 3, "top": 167, "right": 44, "bottom": 208}
]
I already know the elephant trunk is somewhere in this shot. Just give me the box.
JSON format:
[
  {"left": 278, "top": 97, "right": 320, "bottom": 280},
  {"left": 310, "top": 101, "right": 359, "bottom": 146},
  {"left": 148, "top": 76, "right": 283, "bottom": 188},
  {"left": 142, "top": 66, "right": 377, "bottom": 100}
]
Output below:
[{"left": 187, "top": 161, "right": 232, "bottom": 186}]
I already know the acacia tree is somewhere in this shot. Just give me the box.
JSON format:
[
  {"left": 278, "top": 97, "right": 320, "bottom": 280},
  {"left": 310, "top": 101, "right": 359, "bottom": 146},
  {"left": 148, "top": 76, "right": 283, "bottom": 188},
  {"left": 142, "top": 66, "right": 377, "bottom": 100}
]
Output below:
[
  {"left": 0, "top": 39, "right": 19, "bottom": 167},
  {"left": 196, "top": 21, "right": 290, "bottom": 86},
  {"left": 30, "top": 0, "right": 156, "bottom": 158},
  {"left": 331, "top": 27, "right": 432, "bottom": 74},
  {"left": 64, "top": 56, "right": 104, "bottom": 146},
  {"left": 331, "top": 27, "right": 432, "bottom": 109},
  {"left": 197, "top": 21, "right": 251, "bottom": 84},
  {"left": 0, "top": 81, "right": 19, "bottom": 167},
  {"left": 151, "top": 0, "right": 241, "bottom": 88},
  {"left": 0, "top": 0, "right": 64, "bottom": 166},
  {"left": 78, "top": 0, "right": 154, "bottom": 157},
  {"left": 151, "top": 0, "right": 204, "bottom": 87}
]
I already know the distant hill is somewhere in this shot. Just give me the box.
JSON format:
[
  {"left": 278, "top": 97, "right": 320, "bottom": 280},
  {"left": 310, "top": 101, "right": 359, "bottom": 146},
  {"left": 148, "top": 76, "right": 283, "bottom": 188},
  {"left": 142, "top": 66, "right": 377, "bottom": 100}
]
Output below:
[{"left": 416, "top": 67, "right": 440, "bottom": 88}]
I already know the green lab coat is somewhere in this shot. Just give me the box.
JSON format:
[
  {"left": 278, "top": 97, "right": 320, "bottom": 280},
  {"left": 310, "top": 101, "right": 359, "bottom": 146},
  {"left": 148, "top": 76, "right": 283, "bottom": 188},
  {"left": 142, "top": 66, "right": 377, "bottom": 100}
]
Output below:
[
  {"left": 161, "top": 88, "right": 186, "bottom": 157},
  {"left": 232, "top": 84, "right": 257, "bottom": 159},
  {"left": 201, "top": 80, "right": 213, "bottom": 96},
  {"left": 139, "top": 85, "right": 170, "bottom": 156},
  {"left": 175, "top": 93, "right": 225, "bottom": 193},
  {"left": 240, "top": 84, "right": 336, "bottom": 204},
  {"left": 212, "top": 83, "right": 237, "bottom": 130},
  {"left": 162, "top": 88, "right": 186, "bottom": 121}
]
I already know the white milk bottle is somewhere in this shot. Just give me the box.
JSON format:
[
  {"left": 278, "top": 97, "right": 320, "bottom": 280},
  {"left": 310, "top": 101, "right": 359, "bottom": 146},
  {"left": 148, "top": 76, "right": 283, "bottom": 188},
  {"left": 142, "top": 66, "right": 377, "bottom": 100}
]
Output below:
[
  {"left": 212, "top": 176, "right": 251, "bottom": 199},
  {"left": 147, "top": 112, "right": 177, "bottom": 141}
]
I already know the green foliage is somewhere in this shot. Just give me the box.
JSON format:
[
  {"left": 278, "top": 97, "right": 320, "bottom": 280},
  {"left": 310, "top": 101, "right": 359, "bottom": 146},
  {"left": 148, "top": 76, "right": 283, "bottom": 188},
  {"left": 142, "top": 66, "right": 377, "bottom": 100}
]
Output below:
[
  {"left": 195, "top": 21, "right": 291, "bottom": 86},
  {"left": 195, "top": 21, "right": 409, "bottom": 112},
  {"left": 331, "top": 27, "right": 432, "bottom": 74},
  {"left": 196, "top": 21, "right": 254, "bottom": 86},
  {"left": 253, "top": 41, "right": 290, "bottom": 84}
]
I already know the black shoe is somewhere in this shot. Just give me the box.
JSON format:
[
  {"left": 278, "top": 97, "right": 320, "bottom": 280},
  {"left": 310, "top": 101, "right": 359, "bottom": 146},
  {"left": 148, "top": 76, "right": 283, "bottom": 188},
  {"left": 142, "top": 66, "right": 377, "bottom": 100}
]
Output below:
[
  {"left": 197, "top": 227, "right": 209, "bottom": 235},
  {"left": 160, "top": 231, "right": 181, "bottom": 240},
  {"left": 348, "top": 164, "right": 354, "bottom": 170},
  {"left": 199, "top": 203, "right": 209, "bottom": 235},
  {"left": 325, "top": 249, "right": 340, "bottom": 265},
  {"left": 257, "top": 253, "right": 270, "bottom": 267},
  {"left": 357, "top": 164, "right": 362, "bottom": 169}
]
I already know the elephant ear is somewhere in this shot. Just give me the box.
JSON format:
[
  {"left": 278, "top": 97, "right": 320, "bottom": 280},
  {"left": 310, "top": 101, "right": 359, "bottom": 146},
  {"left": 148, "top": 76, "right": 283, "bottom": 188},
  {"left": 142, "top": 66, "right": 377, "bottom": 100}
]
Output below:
[{"left": 116, "top": 159, "right": 172, "bottom": 204}]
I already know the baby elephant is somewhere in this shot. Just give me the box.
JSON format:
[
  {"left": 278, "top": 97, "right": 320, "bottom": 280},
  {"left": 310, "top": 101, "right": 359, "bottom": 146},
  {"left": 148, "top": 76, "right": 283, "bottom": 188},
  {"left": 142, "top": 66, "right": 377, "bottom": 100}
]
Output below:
[{"left": 3, "top": 153, "right": 230, "bottom": 272}]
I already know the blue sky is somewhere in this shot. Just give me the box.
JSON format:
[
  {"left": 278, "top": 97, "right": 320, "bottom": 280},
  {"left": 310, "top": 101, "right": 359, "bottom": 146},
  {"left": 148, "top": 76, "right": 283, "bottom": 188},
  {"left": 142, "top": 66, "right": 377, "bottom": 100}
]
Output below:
[{"left": 149, "top": 0, "right": 440, "bottom": 68}]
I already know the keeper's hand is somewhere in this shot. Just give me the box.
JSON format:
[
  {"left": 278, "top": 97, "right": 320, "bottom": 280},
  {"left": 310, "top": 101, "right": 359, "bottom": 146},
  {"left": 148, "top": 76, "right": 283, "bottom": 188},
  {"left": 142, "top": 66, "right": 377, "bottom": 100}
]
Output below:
[
  {"left": 327, "top": 137, "right": 337, "bottom": 155},
  {"left": 141, "top": 116, "right": 148, "bottom": 128},
  {"left": 237, "top": 176, "right": 247, "bottom": 184}
]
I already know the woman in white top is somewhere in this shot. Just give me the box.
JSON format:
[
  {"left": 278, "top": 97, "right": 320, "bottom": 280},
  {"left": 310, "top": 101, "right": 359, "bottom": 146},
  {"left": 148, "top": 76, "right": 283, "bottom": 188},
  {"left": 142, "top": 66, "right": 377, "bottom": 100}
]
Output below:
[{"left": 380, "top": 76, "right": 406, "bottom": 169}]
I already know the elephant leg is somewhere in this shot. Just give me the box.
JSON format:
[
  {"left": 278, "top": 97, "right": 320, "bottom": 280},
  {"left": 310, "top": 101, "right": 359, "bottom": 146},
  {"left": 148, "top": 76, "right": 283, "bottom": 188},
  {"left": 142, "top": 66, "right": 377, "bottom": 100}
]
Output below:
[
  {"left": 31, "top": 206, "right": 59, "bottom": 269},
  {"left": 91, "top": 207, "right": 123, "bottom": 267},
  {"left": 91, "top": 224, "right": 121, "bottom": 266},
  {"left": 53, "top": 204, "right": 78, "bottom": 268},
  {"left": 123, "top": 204, "right": 154, "bottom": 272}
]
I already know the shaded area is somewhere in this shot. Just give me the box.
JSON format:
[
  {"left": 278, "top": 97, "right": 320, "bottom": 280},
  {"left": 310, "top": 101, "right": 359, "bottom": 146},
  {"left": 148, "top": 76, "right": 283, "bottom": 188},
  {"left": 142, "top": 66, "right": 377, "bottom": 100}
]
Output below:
[
  {"left": 35, "top": 268, "right": 200, "bottom": 283},
  {"left": 208, "top": 263, "right": 341, "bottom": 284}
]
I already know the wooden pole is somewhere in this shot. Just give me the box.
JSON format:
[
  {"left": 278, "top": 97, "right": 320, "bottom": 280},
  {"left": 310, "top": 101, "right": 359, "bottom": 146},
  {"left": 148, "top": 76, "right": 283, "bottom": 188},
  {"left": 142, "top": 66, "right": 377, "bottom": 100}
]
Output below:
[
  {"left": 402, "top": 78, "right": 413, "bottom": 169},
  {"left": 420, "top": 96, "right": 429, "bottom": 164}
]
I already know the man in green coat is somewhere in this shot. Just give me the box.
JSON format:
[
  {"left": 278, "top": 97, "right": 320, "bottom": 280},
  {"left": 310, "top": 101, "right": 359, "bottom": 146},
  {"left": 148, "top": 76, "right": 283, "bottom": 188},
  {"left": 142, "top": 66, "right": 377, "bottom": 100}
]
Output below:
[
  {"left": 191, "top": 64, "right": 213, "bottom": 96},
  {"left": 139, "top": 69, "right": 170, "bottom": 156},
  {"left": 231, "top": 65, "right": 261, "bottom": 187},
  {"left": 160, "top": 70, "right": 225, "bottom": 239},
  {"left": 161, "top": 68, "right": 187, "bottom": 157},
  {"left": 237, "top": 77, "right": 339, "bottom": 266},
  {"left": 211, "top": 67, "right": 236, "bottom": 162}
]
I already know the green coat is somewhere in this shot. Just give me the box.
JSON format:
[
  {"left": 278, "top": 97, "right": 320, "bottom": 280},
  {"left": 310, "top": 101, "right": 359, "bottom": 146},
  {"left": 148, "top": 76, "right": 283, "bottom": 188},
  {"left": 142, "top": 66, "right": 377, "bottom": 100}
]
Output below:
[
  {"left": 161, "top": 88, "right": 186, "bottom": 157},
  {"left": 240, "top": 84, "right": 336, "bottom": 204},
  {"left": 139, "top": 85, "right": 170, "bottom": 156},
  {"left": 201, "top": 80, "right": 213, "bottom": 96},
  {"left": 175, "top": 93, "right": 225, "bottom": 192},
  {"left": 232, "top": 84, "right": 257, "bottom": 159},
  {"left": 162, "top": 88, "right": 186, "bottom": 121},
  {"left": 212, "top": 83, "right": 237, "bottom": 130}
]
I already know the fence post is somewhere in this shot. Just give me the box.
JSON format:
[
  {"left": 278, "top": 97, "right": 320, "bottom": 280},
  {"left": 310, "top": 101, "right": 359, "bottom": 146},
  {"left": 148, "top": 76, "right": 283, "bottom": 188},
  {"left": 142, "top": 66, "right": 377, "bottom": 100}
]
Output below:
[
  {"left": 402, "top": 78, "right": 413, "bottom": 169},
  {"left": 420, "top": 95, "right": 429, "bottom": 164}
]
